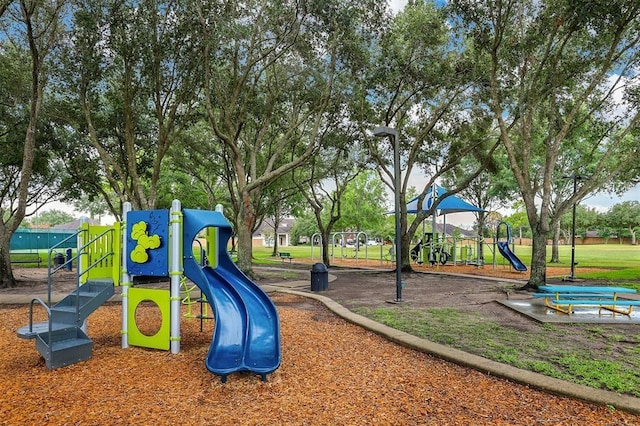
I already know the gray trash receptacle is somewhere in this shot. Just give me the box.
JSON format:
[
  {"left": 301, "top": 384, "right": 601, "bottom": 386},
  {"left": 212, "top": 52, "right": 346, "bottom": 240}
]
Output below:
[
  {"left": 311, "top": 263, "right": 328, "bottom": 292},
  {"left": 53, "top": 252, "right": 65, "bottom": 267}
]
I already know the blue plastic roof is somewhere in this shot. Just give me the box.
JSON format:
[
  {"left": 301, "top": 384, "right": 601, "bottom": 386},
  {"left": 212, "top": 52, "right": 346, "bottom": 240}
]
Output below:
[{"left": 405, "top": 186, "right": 485, "bottom": 215}]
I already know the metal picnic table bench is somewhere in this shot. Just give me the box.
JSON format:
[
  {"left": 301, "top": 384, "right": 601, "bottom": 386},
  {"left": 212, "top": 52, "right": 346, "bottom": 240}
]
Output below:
[{"left": 533, "top": 285, "right": 639, "bottom": 315}]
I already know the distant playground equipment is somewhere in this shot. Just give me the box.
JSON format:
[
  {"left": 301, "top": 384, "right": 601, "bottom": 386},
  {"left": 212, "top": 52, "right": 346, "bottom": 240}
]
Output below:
[
  {"left": 409, "top": 232, "right": 487, "bottom": 267},
  {"left": 495, "top": 221, "right": 527, "bottom": 272},
  {"left": 327, "top": 231, "right": 384, "bottom": 263},
  {"left": 410, "top": 233, "right": 449, "bottom": 265},
  {"left": 18, "top": 200, "right": 281, "bottom": 383}
]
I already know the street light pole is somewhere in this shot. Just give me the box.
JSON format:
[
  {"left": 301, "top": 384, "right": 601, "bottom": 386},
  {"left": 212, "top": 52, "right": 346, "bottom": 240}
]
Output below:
[
  {"left": 373, "top": 126, "right": 403, "bottom": 302},
  {"left": 563, "top": 174, "right": 586, "bottom": 281}
]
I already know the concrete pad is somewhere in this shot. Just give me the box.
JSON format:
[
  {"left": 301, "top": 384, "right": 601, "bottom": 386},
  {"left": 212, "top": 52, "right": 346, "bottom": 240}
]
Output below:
[{"left": 500, "top": 299, "right": 640, "bottom": 324}]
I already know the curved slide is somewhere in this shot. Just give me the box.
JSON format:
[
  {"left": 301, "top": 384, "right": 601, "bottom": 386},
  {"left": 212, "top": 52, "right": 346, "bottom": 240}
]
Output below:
[
  {"left": 496, "top": 221, "right": 527, "bottom": 272},
  {"left": 497, "top": 241, "right": 527, "bottom": 272},
  {"left": 182, "top": 209, "right": 281, "bottom": 382}
]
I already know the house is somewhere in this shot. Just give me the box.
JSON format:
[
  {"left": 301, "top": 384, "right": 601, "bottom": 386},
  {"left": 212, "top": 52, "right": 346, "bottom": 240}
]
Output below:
[
  {"left": 252, "top": 218, "right": 295, "bottom": 248},
  {"left": 51, "top": 216, "right": 101, "bottom": 230}
]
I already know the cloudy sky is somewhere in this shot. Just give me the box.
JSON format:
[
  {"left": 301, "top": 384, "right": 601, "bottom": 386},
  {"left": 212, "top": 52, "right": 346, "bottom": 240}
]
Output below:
[{"left": 389, "top": 0, "right": 408, "bottom": 13}]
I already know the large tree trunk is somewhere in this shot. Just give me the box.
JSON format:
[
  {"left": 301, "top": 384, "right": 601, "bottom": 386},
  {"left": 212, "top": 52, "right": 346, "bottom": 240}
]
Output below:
[
  {"left": 550, "top": 220, "right": 560, "bottom": 263},
  {"left": 321, "top": 230, "right": 331, "bottom": 267},
  {"left": 0, "top": 232, "right": 15, "bottom": 288},
  {"left": 400, "top": 231, "right": 413, "bottom": 272},
  {"left": 399, "top": 214, "right": 413, "bottom": 272},
  {"left": 236, "top": 193, "right": 256, "bottom": 279},
  {"left": 527, "top": 225, "right": 548, "bottom": 288}
]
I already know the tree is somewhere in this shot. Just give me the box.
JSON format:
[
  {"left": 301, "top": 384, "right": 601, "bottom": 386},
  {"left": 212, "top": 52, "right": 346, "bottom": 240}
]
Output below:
[
  {"left": 61, "top": 0, "right": 199, "bottom": 214},
  {"left": 35, "top": 210, "right": 75, "bottom": 227},
  {"left": 606, "top": 201, "right": 640, "bottom": 245},
  {"left": 72, "top": 193, "right": 113, "bottom": 222},
  {"left": 361, "top": 1, "right": 500, "bottom": 271},
  {"left": 293, "top": 138, "right": 366, "bottom": 267},
  {"left": 442, "top": 147, "right": 514, "bottom": 261},
  {"left": 193, "top": 0, "right": 385, "bottom": 276},
  {"left": 0, "top": 0, "right": 68, "bottom": 288},
  {"left": 289, "top": 211, "right": 319, "bottom": 247},
  {"left": 452, "top": 0, "right": 640, "bottom": 287},
  {"left": 335, "top": 171, "right": 387, "bottom": 237}
]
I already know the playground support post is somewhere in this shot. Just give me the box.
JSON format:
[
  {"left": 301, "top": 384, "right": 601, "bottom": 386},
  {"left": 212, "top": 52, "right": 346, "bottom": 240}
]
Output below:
[
  {"left": 373, "top": 126, "right": 403, "bottom": 302},
  {"left": 121, "top": 202, "right": 132, "bottom": 349},
  {"left": 170, "top": 200, "right": 182, "bottom": 354}
]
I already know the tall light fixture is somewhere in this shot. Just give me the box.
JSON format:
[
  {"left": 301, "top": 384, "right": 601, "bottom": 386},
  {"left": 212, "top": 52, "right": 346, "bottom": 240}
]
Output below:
[
  {"left": 562, "top": 174, "right": 586, "bottom": 281},
  {"left": 373, "top": 126, "right": 403, "bottom": 302}
]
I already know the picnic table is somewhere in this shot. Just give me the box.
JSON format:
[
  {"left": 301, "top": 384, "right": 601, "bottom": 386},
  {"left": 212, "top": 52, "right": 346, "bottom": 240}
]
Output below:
[{"left": 533, "top": 285, "right": 639, "bottom": 315}]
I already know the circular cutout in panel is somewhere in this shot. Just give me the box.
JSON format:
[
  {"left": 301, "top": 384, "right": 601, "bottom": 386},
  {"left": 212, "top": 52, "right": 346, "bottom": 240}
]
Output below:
[
  {"left": 134, "top": 299, "right": 162, "bottom": 337},
  {"left": 127, "top": 287, "right": 171, "bottom": 350}
]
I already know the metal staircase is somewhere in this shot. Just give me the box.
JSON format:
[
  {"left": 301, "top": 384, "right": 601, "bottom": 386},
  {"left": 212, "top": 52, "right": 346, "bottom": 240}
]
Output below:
[{"left": 17, "top": 228, "right": 116, "bottom": 369}]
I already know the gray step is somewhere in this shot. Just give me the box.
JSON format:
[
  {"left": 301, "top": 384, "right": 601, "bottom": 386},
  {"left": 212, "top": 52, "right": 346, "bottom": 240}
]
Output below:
[
  {"left": 50, "top": 280, "right": 115, "bottom": 326},
  {"left": 35, "top": 326, "right": 93, "bottom": 369},
  {"left": 17, "top": 321, "right": 68, "bottom": 339},
  {"left": 19, "top": 279, "right": 114, "bottom": 369}
]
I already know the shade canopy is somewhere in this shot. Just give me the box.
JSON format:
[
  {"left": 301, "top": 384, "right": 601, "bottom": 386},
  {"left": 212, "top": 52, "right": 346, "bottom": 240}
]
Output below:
[{"left": 405, "top": 186, "right": 485, "bottom": 215}]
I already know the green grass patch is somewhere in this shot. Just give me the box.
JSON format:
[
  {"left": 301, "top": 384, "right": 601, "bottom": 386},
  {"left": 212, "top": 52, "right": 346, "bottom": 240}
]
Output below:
[
  {"left": 250, "top": 243, "right": 640, "bottom": 271},
  {"left": 351, "top": 305, "right": 640, "bottom": 397}
]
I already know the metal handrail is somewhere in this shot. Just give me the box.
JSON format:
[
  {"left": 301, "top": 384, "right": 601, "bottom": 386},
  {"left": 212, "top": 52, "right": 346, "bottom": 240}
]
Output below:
[
  {"left": 35, "top": 226, "right": 115, "bottom": 350},
  {"left": 28, "top": 297, "right": 51, "bottom": 334}
]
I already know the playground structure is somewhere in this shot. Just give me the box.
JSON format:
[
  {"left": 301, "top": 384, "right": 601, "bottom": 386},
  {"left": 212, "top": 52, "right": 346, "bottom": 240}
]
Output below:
[{"left": 17, "top": 200, "right": 281, "bottom": 382}]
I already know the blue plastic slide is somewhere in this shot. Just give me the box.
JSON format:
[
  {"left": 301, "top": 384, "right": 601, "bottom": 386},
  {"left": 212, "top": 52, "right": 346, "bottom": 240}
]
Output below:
[
  {"left": 497, "top": 241, "right": 528, "bottom": 272},
  {"left": 496, "top": 221, "right": 527, "bottom": 272},
  {"left": 182, "top": 209, "right": 281, "bottom": 382}
]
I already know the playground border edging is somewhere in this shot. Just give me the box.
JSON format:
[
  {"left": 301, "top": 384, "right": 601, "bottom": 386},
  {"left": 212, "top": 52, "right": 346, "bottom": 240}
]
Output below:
[{"left": 263, "top": 284, "right": 640, "bottom": 415}]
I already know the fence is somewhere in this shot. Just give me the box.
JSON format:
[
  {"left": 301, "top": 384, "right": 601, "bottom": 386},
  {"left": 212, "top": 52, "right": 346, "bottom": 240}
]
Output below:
[{"left": 10, "top": 229, "right": 78, "bottom": 252}]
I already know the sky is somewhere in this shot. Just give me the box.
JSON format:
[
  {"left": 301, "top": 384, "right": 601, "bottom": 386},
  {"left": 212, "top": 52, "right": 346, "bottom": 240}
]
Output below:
[{"left": 390, "top": 0, "right": 408, "bottom": 13}]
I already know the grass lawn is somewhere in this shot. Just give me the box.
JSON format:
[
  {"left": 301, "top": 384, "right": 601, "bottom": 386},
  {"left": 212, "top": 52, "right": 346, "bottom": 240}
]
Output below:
[{"left": 252, "top": 243, "right": 640, "bottom": 281}]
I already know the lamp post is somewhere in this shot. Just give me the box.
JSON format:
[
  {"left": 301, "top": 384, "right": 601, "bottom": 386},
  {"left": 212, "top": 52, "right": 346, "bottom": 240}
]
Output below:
[
  {"left": 373, "top": 126, "right": 403, "bottom": 302},
  {"left": 562, "top": 174, "right": 586, "bottom": 281}
]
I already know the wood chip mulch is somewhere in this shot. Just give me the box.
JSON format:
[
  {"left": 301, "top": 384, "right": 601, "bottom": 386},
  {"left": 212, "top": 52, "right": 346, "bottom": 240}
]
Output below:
[{"left": 1, "top": 293, "right": 638, "bottom": 425}]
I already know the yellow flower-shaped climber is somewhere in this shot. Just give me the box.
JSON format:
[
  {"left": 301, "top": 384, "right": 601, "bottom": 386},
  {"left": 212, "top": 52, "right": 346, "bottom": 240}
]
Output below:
[{"left": 130, "top": 221, "right": 162, "bottom": 264}]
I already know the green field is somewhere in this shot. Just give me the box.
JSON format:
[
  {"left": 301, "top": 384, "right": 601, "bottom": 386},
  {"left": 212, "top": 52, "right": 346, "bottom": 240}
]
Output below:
[{"left": 251, "top": 243, "right": 640, "bottom": 282}]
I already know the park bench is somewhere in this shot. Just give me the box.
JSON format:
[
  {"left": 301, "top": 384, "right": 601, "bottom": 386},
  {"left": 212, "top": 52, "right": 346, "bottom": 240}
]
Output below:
[
  {"left": 9, "top": 254, "right": 42, "bottom": 268},
  {"left": 534, "top": 285, "right": 638, "bottom": 315},
  {"left": 278, "top": 252, "right": 293, "bottom": 263}
]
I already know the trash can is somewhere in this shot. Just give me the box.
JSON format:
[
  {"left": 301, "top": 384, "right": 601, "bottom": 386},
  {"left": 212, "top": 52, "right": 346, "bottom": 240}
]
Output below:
[
  {"left": 65, "top": 248, "right": 73, "bottom": 271},
  {"left": 53, "top": 252, "right": 65, "bottom": 268},
  {"left": 311, "top": 263, "right": 328, "bottom": 292}
]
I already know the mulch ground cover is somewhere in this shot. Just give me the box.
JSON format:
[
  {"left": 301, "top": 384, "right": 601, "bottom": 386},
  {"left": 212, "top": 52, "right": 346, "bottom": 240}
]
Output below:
[{"left": 1, "top": 291, "right": 639, "bottom": 425}]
